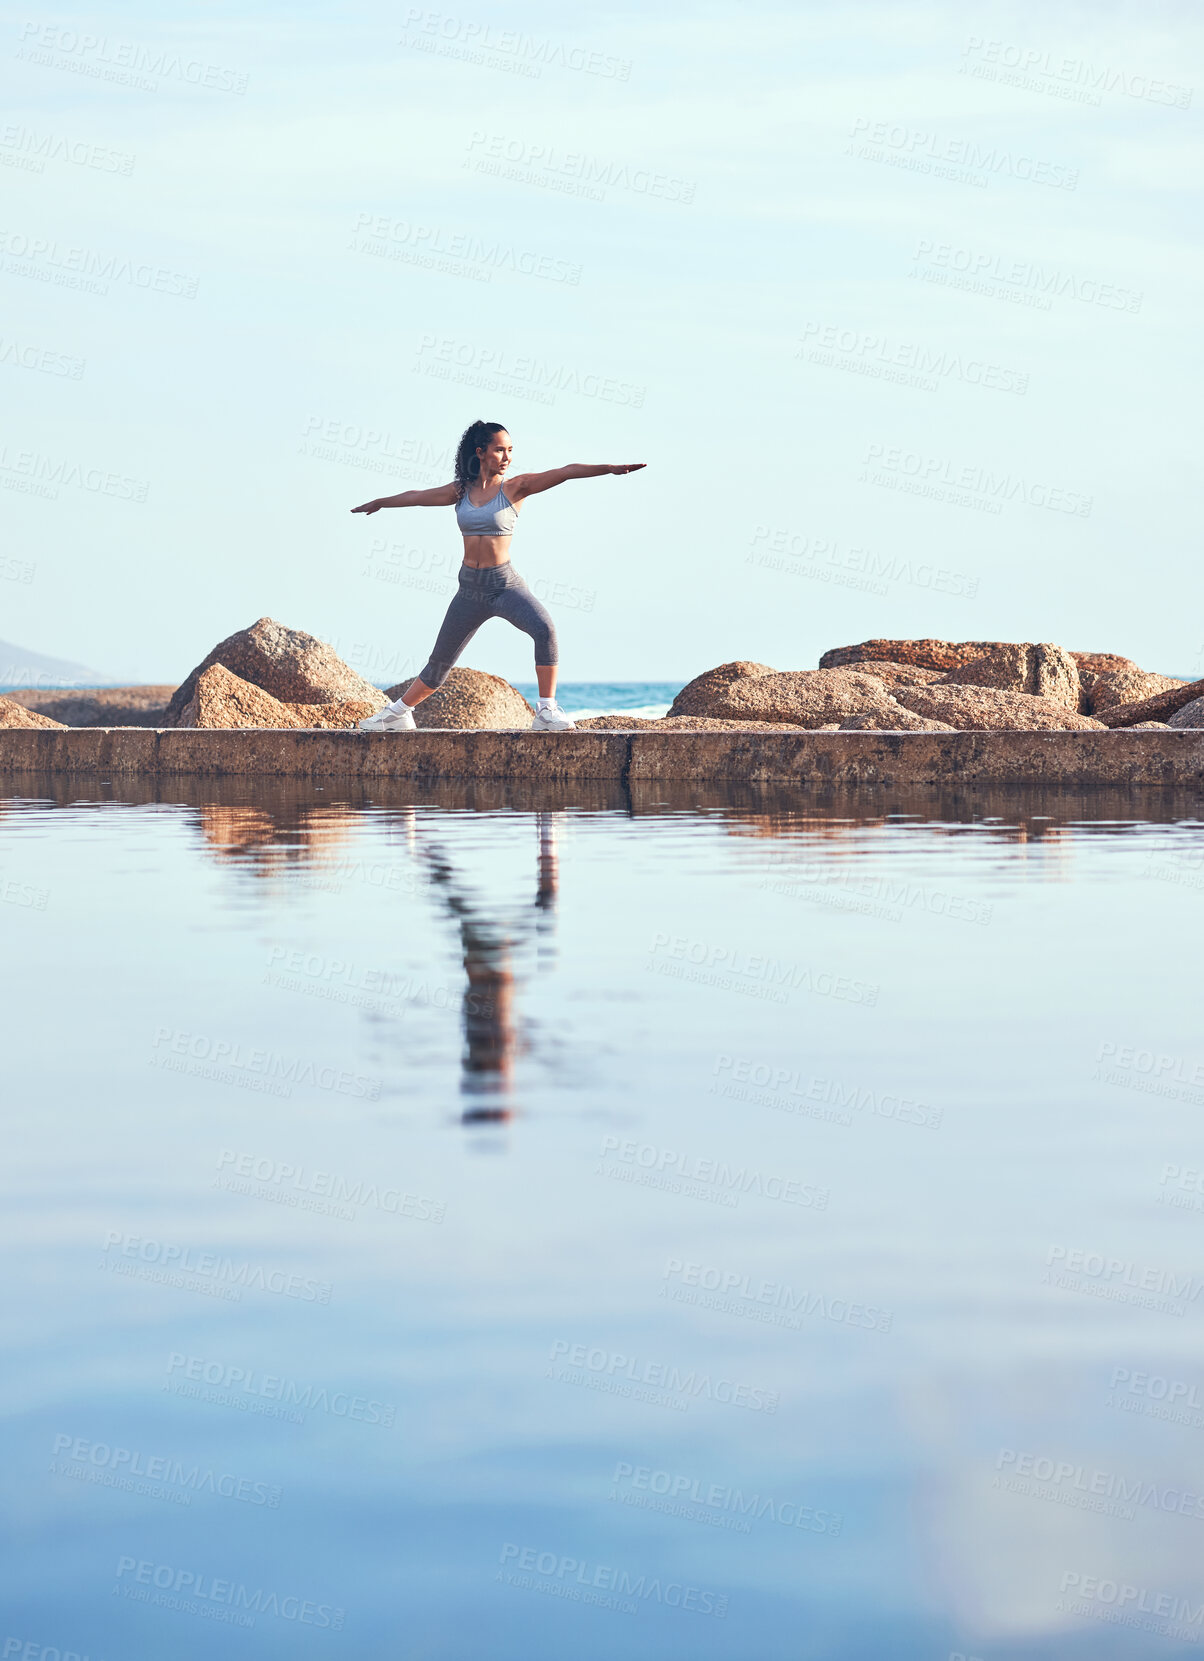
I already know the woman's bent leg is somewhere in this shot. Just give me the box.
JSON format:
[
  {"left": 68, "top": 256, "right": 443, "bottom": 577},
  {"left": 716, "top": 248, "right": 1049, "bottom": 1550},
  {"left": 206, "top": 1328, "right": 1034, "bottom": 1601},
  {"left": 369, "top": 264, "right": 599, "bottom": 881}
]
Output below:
[{"left": 493, "top": 577, "right": 558, "bottom": 675}]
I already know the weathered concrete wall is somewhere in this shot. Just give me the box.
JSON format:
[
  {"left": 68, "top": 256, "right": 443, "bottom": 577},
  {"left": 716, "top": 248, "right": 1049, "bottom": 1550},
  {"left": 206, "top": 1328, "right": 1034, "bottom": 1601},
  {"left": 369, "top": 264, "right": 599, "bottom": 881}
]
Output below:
[{"left": 1, "top": 726, "right": 1203, "bottom": 787}]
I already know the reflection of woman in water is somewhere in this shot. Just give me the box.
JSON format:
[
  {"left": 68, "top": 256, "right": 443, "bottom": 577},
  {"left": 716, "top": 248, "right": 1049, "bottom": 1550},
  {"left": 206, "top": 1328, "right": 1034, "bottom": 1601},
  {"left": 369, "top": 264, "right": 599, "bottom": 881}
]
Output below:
[
  {"left": 418, "top": 814, "right": 559, "bottom": 1122},
  {"left": 352, "top": 420, "right": 644, "bottom": 733}
]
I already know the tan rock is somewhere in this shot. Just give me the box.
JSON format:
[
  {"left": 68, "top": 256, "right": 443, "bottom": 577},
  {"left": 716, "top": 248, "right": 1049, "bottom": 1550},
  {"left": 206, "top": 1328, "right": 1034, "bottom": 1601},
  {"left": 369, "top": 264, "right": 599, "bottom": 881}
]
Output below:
[
  {"left": 1096, "top": 677, "right": 1204, "bottom": 727},
  {"left": 667, "top": 661, "right": 776, "bottom": 717},
  {"left": 291, "top": 700, "right": 383, "bottom": 729},
  {"left": 3, "top": 685, "right": 174, "bottom": 726},
  {"left": 387, "top": 667, "right": 533, "bottom": 730},
  {"left": 893, "top": 684, "right": 1105, "bottom": 730},
  {"left": 838, "top": 709, "right": 956, "bottom": 731},
  {"left": 167, "top": 616, "right": 387, "bottom": 723},
  {"left": 940, "top": 642, "right": 1082, "bottom": 709},
  {"left": 699, "top": 669, "right": 908, "bottom": 728},
  {"left": 1071, "top": 652, "right": 1140, "bottom": 676},
  {"left": 0, "top": 696, "right": 67, "bottom": 729},
  {"left": 1087, "top": 668, "right": 1185, "bottom": 714},
  {"left": 1129, "top": 721, "right": 1172, "bottom": 730},
  {"left": 1167, "top": 697, "right": 1204, "bottom": 729},
  {"left": 576, "top": 715, "right": 805, "bottom": 731},
  {"left": 178, "top": 665, "right": 303, "bottom": 728},
  {"left": 840, "top": 661, "right": 946, "bottom": 689},
  {"left": 819, "top": 639, "right": 1016, "bottom": 672}
]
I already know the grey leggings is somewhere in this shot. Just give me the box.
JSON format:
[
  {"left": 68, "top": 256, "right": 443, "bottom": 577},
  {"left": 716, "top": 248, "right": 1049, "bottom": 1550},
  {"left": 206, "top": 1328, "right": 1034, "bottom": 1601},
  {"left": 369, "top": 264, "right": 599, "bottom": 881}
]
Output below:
[{"left": 418, "top": 563, "right": 558, "bottom": 689}]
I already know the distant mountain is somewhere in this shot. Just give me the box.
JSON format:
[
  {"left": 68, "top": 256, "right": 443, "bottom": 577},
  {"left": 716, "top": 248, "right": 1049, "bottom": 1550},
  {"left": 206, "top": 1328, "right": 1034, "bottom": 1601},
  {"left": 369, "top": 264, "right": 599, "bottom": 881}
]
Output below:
[{"left": 0, "top": 638, "right": 120, "bottom": 690}]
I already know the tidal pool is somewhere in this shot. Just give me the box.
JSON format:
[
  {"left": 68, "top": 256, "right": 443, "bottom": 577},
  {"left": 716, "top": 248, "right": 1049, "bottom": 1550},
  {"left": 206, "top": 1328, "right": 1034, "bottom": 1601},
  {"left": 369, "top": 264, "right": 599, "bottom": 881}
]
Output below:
[{"left": 2, "top": 776, "right": 1202, "bottom": 1659}]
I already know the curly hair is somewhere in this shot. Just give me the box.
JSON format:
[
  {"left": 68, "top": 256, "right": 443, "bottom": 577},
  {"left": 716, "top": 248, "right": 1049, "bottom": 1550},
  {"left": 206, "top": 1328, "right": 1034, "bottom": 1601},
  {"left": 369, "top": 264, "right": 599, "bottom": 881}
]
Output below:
[{"left": 453, "top": 420, "right": 508, "bottom": 500}]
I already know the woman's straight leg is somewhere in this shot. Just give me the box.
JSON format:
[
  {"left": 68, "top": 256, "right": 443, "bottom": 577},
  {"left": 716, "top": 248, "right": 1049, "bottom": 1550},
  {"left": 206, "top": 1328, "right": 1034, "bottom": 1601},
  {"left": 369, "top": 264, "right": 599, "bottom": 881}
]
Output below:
[{"left": 394, "top": 583, "right": 493, "bottom": 706}]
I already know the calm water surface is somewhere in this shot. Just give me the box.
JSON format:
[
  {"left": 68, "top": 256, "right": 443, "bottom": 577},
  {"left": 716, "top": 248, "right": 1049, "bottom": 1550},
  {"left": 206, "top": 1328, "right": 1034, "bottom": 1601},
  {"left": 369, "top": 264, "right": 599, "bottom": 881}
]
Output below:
[{"left": 3, "top": 778, "right": 1203, "bottom": 1659}]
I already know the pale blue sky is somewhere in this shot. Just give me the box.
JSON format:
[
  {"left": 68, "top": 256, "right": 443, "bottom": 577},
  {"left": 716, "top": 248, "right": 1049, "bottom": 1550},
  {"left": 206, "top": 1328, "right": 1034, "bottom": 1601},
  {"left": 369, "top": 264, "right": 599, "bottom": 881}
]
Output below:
[{"left": 3, "top": 0, "right": 1201, "bottom": 683}]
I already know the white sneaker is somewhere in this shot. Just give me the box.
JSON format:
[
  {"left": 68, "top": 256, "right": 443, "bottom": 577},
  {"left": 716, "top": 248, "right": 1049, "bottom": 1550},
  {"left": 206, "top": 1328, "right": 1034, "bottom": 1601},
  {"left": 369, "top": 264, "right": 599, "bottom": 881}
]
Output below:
[
  {"left": 358, "top": 704, "right": 416, "bottom": 732},
  {"left": 530, "top": 702, "right": 576, "bottom": 732}
]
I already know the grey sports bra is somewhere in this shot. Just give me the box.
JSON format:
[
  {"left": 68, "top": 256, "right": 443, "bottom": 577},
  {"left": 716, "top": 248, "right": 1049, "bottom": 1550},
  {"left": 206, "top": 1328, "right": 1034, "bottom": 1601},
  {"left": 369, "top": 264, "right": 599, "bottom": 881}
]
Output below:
[{"left": 455, "top": 484, "right": 518, "bottom": 538}]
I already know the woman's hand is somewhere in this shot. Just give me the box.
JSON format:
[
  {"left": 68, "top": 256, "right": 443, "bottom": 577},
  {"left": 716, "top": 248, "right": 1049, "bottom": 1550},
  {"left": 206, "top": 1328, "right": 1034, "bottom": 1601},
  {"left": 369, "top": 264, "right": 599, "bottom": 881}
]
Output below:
[
  {"left": 351, "top": 499, "right": 381, "bottom": 514},
  {"left": 608, "top": 464, "right": 647, "bottom": 475}
]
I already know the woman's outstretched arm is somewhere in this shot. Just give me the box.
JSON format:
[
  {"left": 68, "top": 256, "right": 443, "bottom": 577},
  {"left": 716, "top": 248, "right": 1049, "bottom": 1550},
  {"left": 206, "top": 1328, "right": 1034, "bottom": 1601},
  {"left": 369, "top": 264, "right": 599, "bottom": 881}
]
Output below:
[
  {"left": 351, "top": 482, "right": 458, "bottom": 514},
  {"left": 507, "top": 463, "right": 645, "bottom": 502}
]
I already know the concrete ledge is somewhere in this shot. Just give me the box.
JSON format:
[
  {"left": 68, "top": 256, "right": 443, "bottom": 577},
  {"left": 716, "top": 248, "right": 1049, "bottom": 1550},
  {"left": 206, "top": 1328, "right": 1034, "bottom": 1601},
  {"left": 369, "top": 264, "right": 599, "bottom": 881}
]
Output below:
[{"left": 1, "top": 727, "right": 1203, "bottom": 787}]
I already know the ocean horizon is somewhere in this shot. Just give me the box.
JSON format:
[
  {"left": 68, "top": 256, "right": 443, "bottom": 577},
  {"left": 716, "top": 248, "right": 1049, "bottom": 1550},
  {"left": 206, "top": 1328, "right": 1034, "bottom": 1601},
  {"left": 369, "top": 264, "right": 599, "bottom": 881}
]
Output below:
[{"left": 0, "top": 679, "right": 685, "bottom": 720}]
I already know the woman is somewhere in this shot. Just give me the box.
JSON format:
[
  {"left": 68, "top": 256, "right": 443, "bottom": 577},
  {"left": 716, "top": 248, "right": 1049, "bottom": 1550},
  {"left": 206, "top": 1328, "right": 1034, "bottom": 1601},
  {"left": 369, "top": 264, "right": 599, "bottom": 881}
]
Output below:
[{"left": 351, "top": 420, "right": 644, "bottom": 732}]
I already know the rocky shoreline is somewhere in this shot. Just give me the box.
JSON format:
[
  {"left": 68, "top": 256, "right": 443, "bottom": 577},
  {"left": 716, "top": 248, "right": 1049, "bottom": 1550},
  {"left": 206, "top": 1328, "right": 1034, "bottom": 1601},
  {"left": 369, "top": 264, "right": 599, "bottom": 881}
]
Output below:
[{"left": 2, "top": 618, "right": 1201, "bottom": 740}]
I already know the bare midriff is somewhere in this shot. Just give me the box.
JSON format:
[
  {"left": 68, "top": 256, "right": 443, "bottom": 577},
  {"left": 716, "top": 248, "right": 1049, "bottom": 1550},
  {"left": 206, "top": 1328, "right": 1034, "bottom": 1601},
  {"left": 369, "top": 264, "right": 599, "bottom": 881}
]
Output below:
[{"left": 461, "top": 534, "right": 513, "bottom": 570}]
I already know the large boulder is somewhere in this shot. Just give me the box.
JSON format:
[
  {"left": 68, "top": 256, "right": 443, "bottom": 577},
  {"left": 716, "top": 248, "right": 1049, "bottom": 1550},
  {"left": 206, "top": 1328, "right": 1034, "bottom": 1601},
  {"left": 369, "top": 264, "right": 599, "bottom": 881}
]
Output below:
[
  {"left": 2, "top": 685, "right": 174, "bottom": 726},
  {"left": 295, "top": 699, "right": 383, "bottom": 729},
  {"left": 178, "top": 665, "right": 303, "bottom": 728},
  {"left": 819, "top": 639, "right": 1022, "bottom": 673},
  {"left": 1071, "top": 652, "right": 1140, "bottom": 676},
  {"left": 693, "top": 669, "right": 908, "bottom": 728},
  {"left": 839, "top": 661, "right": 947, "bottom": 690},
  {"left": 892, "top": 684, "right": 1105, "bottom": 730},
  {"left": 667, "top": 662, "right": 776, "bottom": 717},
  {"left": 1096, "top": 677, "right": 1204, "bottom": 728},
  {"left": 0, "top": 696, "right": 66, "bottom": 730},
  {"left": 387, "top": 667, "right": 533, "bottom": 730},
  {"left": 838, "top": 709, "right": 957, "bottom": 731},
  {"left": 167, "top": 617, "right": 387, "bottom": 724},
  {"left": 1167, "top": 697, "right": 1204, "bottom": 729},
  {"left": 176, "top": 664, "right": 378, "bottom": 729},
  {"left": 1086, "top": 668, "right": 1185, "bottom": 715},
  {"left": 939, "top": 642, "right": 1082, "bottom": 710}
]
